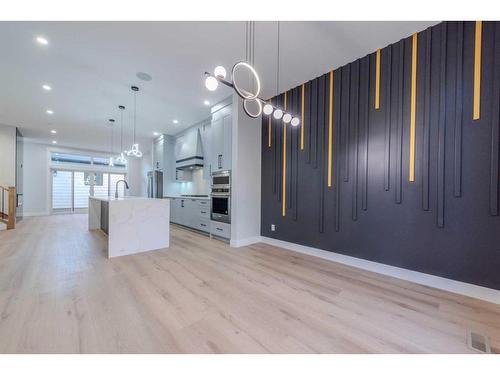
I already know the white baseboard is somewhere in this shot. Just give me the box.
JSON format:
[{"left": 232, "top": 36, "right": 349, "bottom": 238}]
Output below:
[
  {"left": 230, "top": 236, "right": 263, "bottom": 248},
  {"left": 260, "top": 236, "right": 500, "bottom": 305}
]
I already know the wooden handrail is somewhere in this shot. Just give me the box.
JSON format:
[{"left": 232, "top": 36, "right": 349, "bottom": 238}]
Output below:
[{"left": 0, "top": 186, "right": 16, "bottom": 230}]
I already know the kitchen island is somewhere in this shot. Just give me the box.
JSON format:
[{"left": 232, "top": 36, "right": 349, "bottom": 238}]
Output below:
[{"left": 88, "top": 196, "right": 170, "bottom": 258}]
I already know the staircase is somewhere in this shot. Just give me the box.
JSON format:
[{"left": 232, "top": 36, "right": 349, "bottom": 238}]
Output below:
[{"left": 0, "top": 186, "right": 16, "bottom": 230}]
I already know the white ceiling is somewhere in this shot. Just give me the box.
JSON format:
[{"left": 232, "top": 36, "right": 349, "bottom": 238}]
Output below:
[{"left": 0, "top": 21, "right": 437, "bottom": 153}]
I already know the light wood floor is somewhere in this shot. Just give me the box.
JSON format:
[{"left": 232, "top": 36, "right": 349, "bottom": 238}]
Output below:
[{"left": 0, "top": 214, "right": 499, "bottom": 353}]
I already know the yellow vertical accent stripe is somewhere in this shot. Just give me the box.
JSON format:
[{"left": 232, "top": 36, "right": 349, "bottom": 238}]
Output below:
[
  {"left": 473, "top": 20, "right": 482, "bottom": 120},
  {"left": 300, "top": 84, "right": 305, "bottom": 150},
  {"left": 375, "top": 49, "right": 381, "bottom": 109},
  {"left": 409, "top": 33, "right": 418, "bottom": 182},
  {"left": 282, "top": 91, "right": 288, "bottom": 217},
  {"left": 282, "top": 123, "right": 287, "bottom": 217},
  {"left": 328, "top": 71, "right": 334, "bottom": 187}
]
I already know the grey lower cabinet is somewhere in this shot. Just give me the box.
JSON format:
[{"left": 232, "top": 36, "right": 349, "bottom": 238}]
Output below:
[
  {"left": 100, "top": 201, "right": 109, "bottom": 235},
  {"left": 170, "top": 197, "right": 210, "bottom": 233}
]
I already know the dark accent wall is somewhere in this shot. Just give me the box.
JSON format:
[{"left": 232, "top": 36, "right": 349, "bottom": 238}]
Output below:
[{"left": 261, "top": 21, "right": 500, "bottom": 290}]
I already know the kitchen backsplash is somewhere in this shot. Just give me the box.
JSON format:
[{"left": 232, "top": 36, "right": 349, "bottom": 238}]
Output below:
[{"left": 165, "top": 168, "right": 210, "bottom": 197}]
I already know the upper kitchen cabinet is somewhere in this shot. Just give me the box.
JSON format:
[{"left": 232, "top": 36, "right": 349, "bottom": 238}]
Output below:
[
  {"left": 209, "top": 102, "right": 232, "bottom": 172},
  {"left": 152, "top": 135, "right": 165, "bottom": 171},
  {"left": 199, "top": 120, "right": 211, "bottom": 180}
]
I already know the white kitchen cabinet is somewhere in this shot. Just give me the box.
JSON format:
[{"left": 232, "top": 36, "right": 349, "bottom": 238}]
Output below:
[
  {"left": 169, "top": 197, "right": 210, "bottom": 233},
  {"left": 199, "top": 121, "right": 211, "bottom": 179},
  {"left": 152, "top": 136, "right": 164, "bottom": 171},
  {"left": 210, "top": 113, "right": 232, "bottom": 172}
]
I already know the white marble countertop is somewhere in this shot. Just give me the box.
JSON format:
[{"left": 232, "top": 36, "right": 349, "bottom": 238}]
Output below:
[{"left": 89, "top": 196, "right": 164, "bottom": 202}]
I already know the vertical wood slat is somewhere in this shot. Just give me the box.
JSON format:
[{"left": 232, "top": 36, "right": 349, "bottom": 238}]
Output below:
[
  {"left": 318, "top": 75, "right": 326, "bottom": 233},
  {"left": 454, "top": 22, "right": 464, "bottom": 198},
  {"left": 352, "top": 60, "right": 361, "bottom": 221},
  {"left": 293, "top": 88, "right": 300, "bottom": 220},
  {"left": 307, "top": 81, "right": 313, "bottom": 164},
  {"left": 282, "top": 124, "right": 287, "bottom": 216},
  {"left": 384, "top": 46, "right": 392, "bottom": 191},
  {"left": 334, "top": 69, "right": 342, "bottom": 232},
  {"left": 276, "top": 95, "right": 282, "bottom": 201},
  {"left": 272, "top": 96, "right": 277, "bottom": 194},
  {"left": 362, "top": 56, "right": 371, "bottom": 211},
  {"left": 301, "top": 84, "right": 305, "bottom": 150},
  {"left": 375, "top": 49, "right": 381, "bottom": 109},
  {"left": 490, "top": 22, "right": 500, "bottom": 216},
  {"left": 287, "top": 90, "right": 293, "bottom": 210},
  {"left": 343, "top": 65, "right": 351, "bottom": 182},
  {"left": 327, "top": 71, "right": 334, "bottom": 187},
  {"left": 473, "top": 20, "right": 482, "bottom": 120},
  {"left": 409, "top": 33, "right": 418, "bottom": 182},
  {"left": 282, "top": 92, "right": 288, "bottom": 216},
  {"left": 437, "top": 22, "right": 447, "bottom": 228},
  {"left": 395, "top": 40, "right": 404, "bottom": 204},
  {"left": 422, "top": 28, "right": 432, "bottom": 211},
  {"left": 311, "top": 79, "right": 319, "bottom": 168}
]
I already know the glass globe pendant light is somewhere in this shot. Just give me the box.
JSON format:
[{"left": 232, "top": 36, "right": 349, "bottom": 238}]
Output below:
[
  {"left": 204, "top": 76, "right": 219, "bottom": 91},
  {"left": 263, "top": 103, "right": 273, "bottom": 115},
  {"left": 273, "top": 109, "right": 283, "bottom": 119},
  {"left": 291, "top": 117, "right": 300, "bottom": 127},
  {"left": 282, "top": 113, "right": 292, "bottom": 123},
  {"left": 214, "top": 66, "right": 226, "bottom": 79}
]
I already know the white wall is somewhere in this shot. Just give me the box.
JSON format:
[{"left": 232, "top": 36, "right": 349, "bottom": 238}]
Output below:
[
  {"left": 22, "top": 142, "right": 49, "bottom": 215},
  {"left": 230, "top": 93, "right": 262, "bottom": 247},
  {"left": 0, "top": 124, "right": 16, "bottom": 187},
  {"left": 22, "top": 140, "right": 148, "bottom": 216}
]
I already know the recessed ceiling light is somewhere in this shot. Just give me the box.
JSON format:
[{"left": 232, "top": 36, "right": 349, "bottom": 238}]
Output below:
[
  {"left": 36, "top": 36, "right": 49, "bottom": 45},
  {"left": 46, "top": 110, "right": 54, "bottom": 115},
  {"left": 153, "top": 132, "right": 159, "bottom": 136},
  {"left": 52, "top": 140, "right": 57, "bottom": 144},
  {"left": 50, "top": 129, "right": 57, "bottom": 134},
  {"left": 204, "top": 100, "right": 210, "bottom": 106},
  {"left": 42, "top": 84, "right": 52, "bottom": 91},
  {"left": 173, "top": 119, "right": 178, "bottom": 124}
]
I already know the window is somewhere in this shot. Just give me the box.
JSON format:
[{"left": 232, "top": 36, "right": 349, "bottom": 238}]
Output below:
[
  {"left": 51, "top": 170, "right": 126, "bottom": 213},
  {"left": 51, "top": 153, "right": 91, "bottom": 165},
  {"left": 50, "top": 152, "right": 126, "bottom": 169}
]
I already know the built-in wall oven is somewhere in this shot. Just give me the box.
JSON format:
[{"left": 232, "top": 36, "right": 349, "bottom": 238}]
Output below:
[{"left": 211, "top": 170, "right": 230, "bottom": 224}]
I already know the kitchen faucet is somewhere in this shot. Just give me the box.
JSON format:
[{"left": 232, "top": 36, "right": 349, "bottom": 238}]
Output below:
[{"left": 115, "top": 179, "right": 129, "bottom": 198}]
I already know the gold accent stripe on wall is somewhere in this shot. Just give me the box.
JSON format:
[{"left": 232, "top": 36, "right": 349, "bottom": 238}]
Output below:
[
  {"left": 328, "top": 71, "right": 334, "bottom": 187},
  {"left": 300, "top": 84, "right": 305, "bottom": 150},
  {"left": 268, "top": 99, "right": 272, "bottom": 148},
  {"left": 282, "top": 124, "right": 287, "bottom": 216},
  {"left": 375, "top": 49, "right": 381, "bottom": 109},
  {"left": 409, "top": 32, "right": 418, "bottom": 182},
  {"left": 473, "top": 20, "right": 482, "bottom": 120},
  {"left": 282, "top": 92, "right": 288, "bottom": 217}
]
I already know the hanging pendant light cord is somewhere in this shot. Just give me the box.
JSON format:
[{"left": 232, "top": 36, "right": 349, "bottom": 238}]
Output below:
[
  {"left": 120, "top": 108, "right": 124, "bottom": 152},
  {"left": 133, "top": 91, "right": 137, "bottom": 144}
]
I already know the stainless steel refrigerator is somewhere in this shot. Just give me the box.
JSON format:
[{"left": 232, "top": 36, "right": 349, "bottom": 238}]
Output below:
[{"left": 147, "top": 170, "right": 163, "bottom": 198}]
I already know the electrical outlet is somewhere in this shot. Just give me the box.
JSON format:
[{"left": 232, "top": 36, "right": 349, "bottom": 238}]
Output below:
[{"left": 271, "top": 224, "right": 276, "bottom": 231}]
